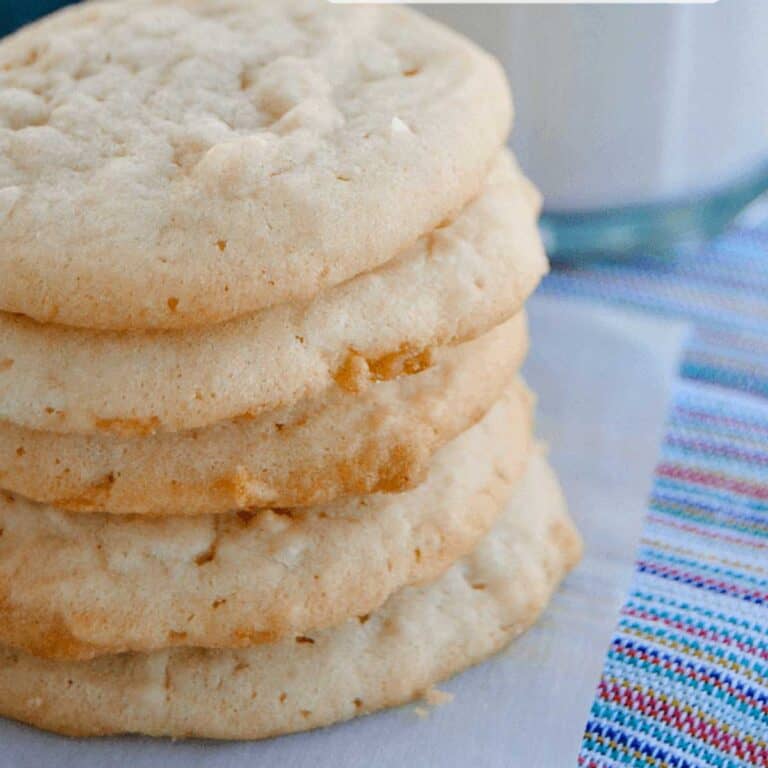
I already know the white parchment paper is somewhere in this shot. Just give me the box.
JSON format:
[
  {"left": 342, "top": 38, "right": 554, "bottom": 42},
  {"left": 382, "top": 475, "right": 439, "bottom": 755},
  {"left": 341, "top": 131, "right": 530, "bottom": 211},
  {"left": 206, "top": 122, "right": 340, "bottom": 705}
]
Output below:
[{"left": 0, "top": 295, "right": 686, "bottom": 768}]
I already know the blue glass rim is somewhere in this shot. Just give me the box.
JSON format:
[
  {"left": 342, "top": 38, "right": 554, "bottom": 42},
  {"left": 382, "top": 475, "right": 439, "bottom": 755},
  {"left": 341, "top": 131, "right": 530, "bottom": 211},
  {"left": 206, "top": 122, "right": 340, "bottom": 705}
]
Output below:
[{"left": 541, "top": 160, "right": 768, "bottom": 264}]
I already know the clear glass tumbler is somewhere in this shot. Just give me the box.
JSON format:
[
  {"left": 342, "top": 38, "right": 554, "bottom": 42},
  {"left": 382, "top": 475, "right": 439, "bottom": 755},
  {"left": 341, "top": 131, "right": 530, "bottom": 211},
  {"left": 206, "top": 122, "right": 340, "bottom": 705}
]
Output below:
[{"left": 425, "top": 1, "right": 768, "bottom": 261}]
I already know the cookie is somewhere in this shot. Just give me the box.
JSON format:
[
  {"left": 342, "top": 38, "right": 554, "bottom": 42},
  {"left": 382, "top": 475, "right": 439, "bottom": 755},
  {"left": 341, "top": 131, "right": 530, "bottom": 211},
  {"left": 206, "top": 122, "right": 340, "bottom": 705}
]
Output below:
[
  {"left": 0, "top": 314, "right": 527, "bottom": 515},
  {"left": 0, "top": 448, "right": 581, "bottom": 738},
  {"left": 0, "top": 150, "right": 545, "bottom": 435},
  {"left": 0, "top": 381, "right": 533, "bottom": 660},
  {"left": 0, "top": 0, "right": 510, "bottom": 330}
]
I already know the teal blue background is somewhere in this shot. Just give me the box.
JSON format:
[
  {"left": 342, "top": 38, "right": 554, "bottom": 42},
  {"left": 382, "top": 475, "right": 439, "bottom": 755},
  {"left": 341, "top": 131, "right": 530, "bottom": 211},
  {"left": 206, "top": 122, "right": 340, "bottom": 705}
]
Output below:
[{"left": 0, "top": 0, "right": 77, "bottom": 37}]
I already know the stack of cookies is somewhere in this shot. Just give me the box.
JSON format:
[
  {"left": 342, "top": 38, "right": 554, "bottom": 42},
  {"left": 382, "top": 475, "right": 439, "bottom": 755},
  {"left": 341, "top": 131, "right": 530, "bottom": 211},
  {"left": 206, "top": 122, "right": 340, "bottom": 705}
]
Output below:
[{"left": 0, "top": 0, "right": 581, "bottom": 740}]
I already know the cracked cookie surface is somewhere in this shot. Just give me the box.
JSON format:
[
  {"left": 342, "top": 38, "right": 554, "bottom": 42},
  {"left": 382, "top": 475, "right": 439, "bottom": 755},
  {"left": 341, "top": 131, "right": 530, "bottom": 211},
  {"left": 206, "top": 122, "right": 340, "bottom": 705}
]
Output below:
[{"left": 0, "top": 0, "right": 510, "bottom": 329}]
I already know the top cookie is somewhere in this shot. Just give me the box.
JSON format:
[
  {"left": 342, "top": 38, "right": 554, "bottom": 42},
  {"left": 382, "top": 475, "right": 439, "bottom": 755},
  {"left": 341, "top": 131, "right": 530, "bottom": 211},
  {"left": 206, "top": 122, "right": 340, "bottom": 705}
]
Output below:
[{"left": 0, "top": 0, "right": 511, "bottom": 330}]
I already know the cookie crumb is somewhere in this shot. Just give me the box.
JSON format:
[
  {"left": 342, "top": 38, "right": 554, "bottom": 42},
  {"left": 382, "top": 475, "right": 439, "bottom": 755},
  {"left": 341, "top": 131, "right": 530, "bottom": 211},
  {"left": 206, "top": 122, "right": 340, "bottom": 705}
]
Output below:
[
  {"left": 412, "top": 686, "right": 454, "bottom": 719},
  {"left": 423, "top": 686, "right": 454, "bottom": 708},
  {"left": 391, "top": 116, "right": 412, "bottom": 135}
]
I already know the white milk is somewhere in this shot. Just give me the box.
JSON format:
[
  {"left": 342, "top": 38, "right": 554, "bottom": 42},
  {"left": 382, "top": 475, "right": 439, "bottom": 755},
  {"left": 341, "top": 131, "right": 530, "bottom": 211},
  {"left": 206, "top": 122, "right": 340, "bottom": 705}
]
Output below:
[{"left": 425, "top": 2, "right": 768, "bottom": 212}]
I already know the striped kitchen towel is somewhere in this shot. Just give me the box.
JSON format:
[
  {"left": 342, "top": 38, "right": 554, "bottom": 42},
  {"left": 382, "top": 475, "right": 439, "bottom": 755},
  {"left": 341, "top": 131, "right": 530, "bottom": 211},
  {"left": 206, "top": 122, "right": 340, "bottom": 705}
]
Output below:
[{"left": 543, "top": 217, "right": 768, "bottom": 767}]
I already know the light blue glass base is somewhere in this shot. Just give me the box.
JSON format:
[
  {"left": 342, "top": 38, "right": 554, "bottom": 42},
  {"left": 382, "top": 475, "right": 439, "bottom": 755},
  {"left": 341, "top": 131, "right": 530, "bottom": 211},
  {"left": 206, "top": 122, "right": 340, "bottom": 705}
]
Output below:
[{"left": 541, "top": 161, "right": 768, "bottom": 264}]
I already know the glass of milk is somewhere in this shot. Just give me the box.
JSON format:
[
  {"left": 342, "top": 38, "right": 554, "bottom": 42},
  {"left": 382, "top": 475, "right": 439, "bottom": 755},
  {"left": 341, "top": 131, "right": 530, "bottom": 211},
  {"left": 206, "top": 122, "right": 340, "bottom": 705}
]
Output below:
[{"left": 424, "top": 2, "right": 768, "bottom": 260}]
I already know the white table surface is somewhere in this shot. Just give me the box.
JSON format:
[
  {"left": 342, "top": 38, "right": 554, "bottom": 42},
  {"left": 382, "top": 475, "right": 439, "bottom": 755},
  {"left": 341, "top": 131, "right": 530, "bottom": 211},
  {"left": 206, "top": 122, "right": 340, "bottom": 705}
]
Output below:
[{"left": 0, "top": 294, "right": 687, "bottom": 768}]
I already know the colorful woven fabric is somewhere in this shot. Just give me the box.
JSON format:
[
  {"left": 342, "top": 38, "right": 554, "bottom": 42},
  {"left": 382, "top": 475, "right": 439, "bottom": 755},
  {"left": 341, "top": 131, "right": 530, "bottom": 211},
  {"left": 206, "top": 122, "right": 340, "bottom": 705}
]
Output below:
[{"left": 543, "top": 216, "right": 768, "bottom": 767}]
